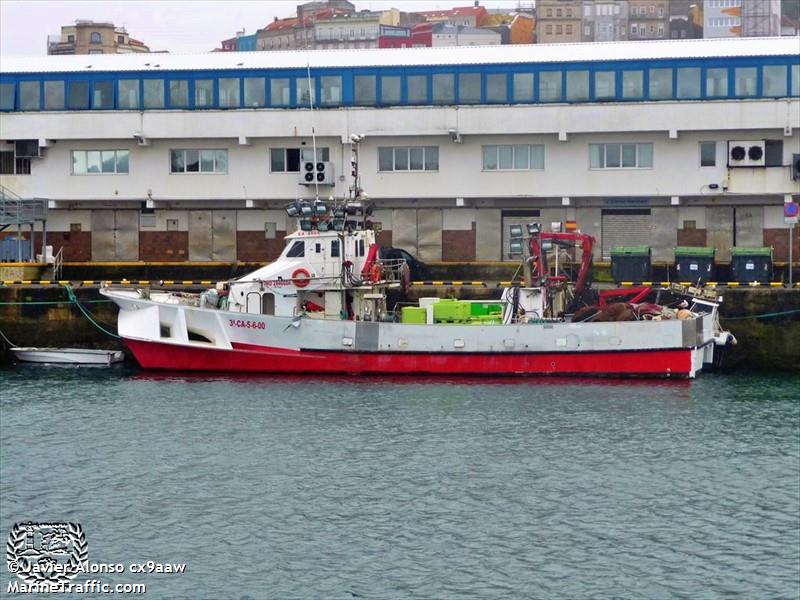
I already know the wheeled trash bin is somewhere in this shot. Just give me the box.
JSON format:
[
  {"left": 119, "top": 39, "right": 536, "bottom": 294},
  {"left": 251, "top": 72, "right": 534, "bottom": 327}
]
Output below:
[
  {"left": 610, "top": 246, "right": 651, "bottom": 283},
  {"left": 730, "top": 246, "right": 772, "bottom": 283},
  {"left": 675, "top": 246, "right": 715, "bottom": 284}
]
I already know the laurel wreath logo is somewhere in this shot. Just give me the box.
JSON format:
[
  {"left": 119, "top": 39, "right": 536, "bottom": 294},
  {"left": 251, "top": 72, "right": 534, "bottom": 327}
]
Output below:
[{"left": 6, "top": 522, "right": 88, "bottom": 585}]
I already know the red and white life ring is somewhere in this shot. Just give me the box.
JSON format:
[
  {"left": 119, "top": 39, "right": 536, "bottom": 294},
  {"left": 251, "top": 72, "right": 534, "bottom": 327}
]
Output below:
[{"left": 291, "top": 268, "right": 311, "bottom": 288}]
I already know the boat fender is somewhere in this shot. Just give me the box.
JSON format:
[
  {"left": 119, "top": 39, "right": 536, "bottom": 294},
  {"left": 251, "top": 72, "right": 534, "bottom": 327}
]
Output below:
[
  {"left": 292, "top": 268, "right": 311, "bottom": 288},
  {"left": 370, "top": 262, "right": 382, "bottom": 284}
]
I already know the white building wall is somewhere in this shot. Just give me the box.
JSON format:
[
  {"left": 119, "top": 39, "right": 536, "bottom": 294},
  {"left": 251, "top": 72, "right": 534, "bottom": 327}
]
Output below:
[{"left": 2, "top": 101, "right": 798, "bottom": 203}]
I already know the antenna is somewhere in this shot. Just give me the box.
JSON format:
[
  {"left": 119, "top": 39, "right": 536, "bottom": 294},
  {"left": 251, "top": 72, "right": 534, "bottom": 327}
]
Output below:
[{"left": 306, "top": 58, "right": 319, "bottom": 202}]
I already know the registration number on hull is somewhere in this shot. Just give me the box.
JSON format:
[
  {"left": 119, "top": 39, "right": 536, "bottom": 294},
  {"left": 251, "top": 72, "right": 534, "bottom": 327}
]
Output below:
[{"left": 228, "top": 319, "right": 266, "bottom": 330}]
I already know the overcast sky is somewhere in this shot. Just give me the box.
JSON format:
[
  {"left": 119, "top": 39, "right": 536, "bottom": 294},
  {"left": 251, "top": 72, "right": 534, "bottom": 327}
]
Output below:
[{"left": 0, "top": 0, "right": 521, "bottom": 56}]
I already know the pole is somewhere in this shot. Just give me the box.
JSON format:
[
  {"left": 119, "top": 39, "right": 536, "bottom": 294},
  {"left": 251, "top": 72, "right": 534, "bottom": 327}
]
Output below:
[{"left": 790, "top": 224, "right": 794, "bottom": 286}]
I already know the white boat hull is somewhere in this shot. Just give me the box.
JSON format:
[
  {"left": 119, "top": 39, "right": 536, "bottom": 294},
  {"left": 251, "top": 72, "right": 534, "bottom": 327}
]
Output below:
[{"left": 11, "top": 348, "right": 125, "bottom": 365}]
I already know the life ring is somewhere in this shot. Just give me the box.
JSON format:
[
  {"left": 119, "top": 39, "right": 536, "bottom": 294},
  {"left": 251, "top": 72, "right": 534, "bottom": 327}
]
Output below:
[
  {"left": 291, "top": 268, "right": 311, "bottom": 288},
  {"left": 370, "top": 262, "right": 382, "bottom": 284}
]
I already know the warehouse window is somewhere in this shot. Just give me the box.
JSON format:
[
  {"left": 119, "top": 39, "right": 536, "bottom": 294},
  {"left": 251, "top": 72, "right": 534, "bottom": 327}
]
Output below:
[
  {"left": 118, "top": 79, "right": 139, "bottom": 109},
  {"left": 433, "top": 73, "right": 455, "bottom": 104},
  {"left": 763, "top": 65, "right": 787, "bottom": 97},
  {"left": 378, "top": 146, "right": 438, "bottom": 171},
  {"left": 622, "top": 70, "right": 643, "bottom": 98},
  {"left": 143, "top": 79, "right": 164, "bottom": 108},
  {"left": 734, "top": 67, "right": 757, "bottom": 97},
  {"left": 19, "top": 81, "right": 40, "bottom": 111},
  {"left": 195, "top": 79, "right": 214, "bottom": 107},
  {"left": 595, "top": 71, "right": 615, "bottom": 100},
  {"left": 566, "top": 71, "right": 589, "bottom": 101},
  {"left": 92, "top": 81, "right": 113, "bottom": 109},
  {"left": 218, "top": 78, "right": 240, "bottom": 108},
  {"left": 486, "top": 73, "right": 506, "bottom": 103},
  {"left": 539, "top": 71, "right": 562, "bottom": 102},
  {"left": 792, "top": 65, "right": 800, "bottom": 96},
  {"left": 459, "top": 73, "right": 480, "bottom": 104},
  {"left": 590, "top": 143, "right": 653, "bottom": 169},
  {"left": 243, "top": 77, "right": 265, "bottom": 107},
  {"left": 71, "top": 150, "right": 129, "bottom": 174},
  {"left": 512, "top": 73, "right": 534, "bottom": 102},
  {"left": 170, "top": 149, "right": 228, "bottom": 174},
  {"left": 44, "top": 81, "right": 65, "bottom": 110},
  {"left": 169, "top": 80, "right": 189, "bottom": 107},
  {"left": 699, "top": 142, "right": 716, "bottom": 167},
  {"left": 407, "top": 74, "right": 428, "bottom": 104},
  {"left": 380, "top": 75, "right": 400, "bottom": 104},
  {"left": 0, "top": 82, "right": 14, "bottom": 110},
  {"left": 483, "top": 145, "right": 544, "bottom": 170},
  {"left": 320, "top": 75, "right": 342, "bottom": 106},
  {"left": 677, "top": 68, "right": 701, "bottom": 98},
  {"left": 270, "top": 147, "right": 329, "bottom": 172},
  {"left": 354, "top": 75, "right": 376, "bottom": 105},
  {"left": 706, "top": 68, "right": 728, "bottom": 97},
  {"left": 270, "top": 78, "right": 290, "bottom": 106},
  {"left": 296, "top": 77, "right": 315, "bottom": 106},
  {"left": 68, "top": 81, "right": 89, "bottom": 109},
  {"left": 649, "top": 68, "right": 672, "bottom": 99}
]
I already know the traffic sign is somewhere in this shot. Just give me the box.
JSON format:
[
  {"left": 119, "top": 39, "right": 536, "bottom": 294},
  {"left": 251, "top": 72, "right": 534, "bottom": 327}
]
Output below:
[{"left": 785, "top": 202, "right": 798, "bottom": 225}]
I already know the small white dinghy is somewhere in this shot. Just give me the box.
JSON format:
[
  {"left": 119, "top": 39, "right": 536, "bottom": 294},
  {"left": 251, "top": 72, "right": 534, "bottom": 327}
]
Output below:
[{"left": 11, "top": 347, "right": 125, "bottom": 366}]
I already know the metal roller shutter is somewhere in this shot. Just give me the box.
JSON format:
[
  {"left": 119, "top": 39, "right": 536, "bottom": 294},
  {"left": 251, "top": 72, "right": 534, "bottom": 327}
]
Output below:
[{"left": 601, "top": 209, "right": 652, "bottom": 259}]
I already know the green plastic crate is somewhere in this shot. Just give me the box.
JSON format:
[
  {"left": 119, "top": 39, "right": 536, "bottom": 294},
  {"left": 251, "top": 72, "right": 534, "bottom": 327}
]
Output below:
[
  {"left": 433, "top": 300, "right": 471, "bottom": 322},
  {"left": 675, "top": 246, "right": 715, "bottom": 257},
  {"left": 469, "top": 302, "right": 503, "bottom": 316},
  {"left": 401, "top": 306, "right": 427, "bottom": 324}
]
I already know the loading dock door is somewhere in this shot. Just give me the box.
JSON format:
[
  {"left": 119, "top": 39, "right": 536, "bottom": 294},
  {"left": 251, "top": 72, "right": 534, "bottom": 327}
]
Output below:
[
  {"left": 91, "top": 210, "right": 139, "bottom": 261},
  {"left": 390, "top": 209, "right": 442, "bottom": 262},
  {"left": 188, "top": 210, "right": 236, "bottom": 261},
  {"left": 601, "top": 209, "right": 652, "bottom": 260}
]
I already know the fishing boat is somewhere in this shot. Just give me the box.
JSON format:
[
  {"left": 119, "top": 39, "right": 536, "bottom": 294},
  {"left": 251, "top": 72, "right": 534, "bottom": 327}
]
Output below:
[
  {"left": 101, "top": 144, "right": 734, "bottom": 379},
  {"left": 11, "top": 347, "right": 125, "bottom": 365}
]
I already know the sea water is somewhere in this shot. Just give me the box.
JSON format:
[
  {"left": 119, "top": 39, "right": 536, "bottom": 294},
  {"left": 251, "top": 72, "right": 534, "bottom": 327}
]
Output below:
[{"left": 1, "top": 367, "right": 798, "bottom": 598}]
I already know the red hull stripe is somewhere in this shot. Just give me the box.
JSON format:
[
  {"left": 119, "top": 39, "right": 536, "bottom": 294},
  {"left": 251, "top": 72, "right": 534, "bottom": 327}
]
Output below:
[{"left": 124, "top": 338, "right": 694, "bottom": 377}]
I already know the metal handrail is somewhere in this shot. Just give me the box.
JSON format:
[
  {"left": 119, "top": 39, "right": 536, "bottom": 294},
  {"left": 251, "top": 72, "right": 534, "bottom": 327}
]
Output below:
[{"left": 53, "top": 246, "right": 63, "bottom": 279}]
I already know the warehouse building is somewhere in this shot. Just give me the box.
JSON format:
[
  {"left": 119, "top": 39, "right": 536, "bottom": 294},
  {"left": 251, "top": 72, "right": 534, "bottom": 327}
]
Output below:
[{"left": 0, "top": 37, "right": 798, "bottom": 263}]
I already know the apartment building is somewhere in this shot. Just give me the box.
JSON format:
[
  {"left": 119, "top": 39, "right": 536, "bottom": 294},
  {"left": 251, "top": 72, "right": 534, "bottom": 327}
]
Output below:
[
  {"left": 47, "top": 21, "right": 150, "bottom": 55},
  {"left": 628, "top": 0, "right": 669, "bottom": 40},
  {"left": 536, "top": 0, "right": 582, "bottom": 43}
]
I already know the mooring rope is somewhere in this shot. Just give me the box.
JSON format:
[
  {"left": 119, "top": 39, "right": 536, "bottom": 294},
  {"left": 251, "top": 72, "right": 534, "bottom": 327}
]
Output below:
[
  {"left": 62, "top": 284, "right": 120, "bottom": 339},
  {"left": 722, "top": 309, "right": 800, "bottom": 321}
]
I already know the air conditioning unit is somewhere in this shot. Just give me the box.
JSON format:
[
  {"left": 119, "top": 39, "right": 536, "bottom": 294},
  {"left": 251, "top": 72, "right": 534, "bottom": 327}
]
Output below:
[
  {"left": 299, "top": 161, "right": 335, "bottom": 186},
  {"left": 728, "top": 140, "right": 765, "bottom": 168},
  {"left": 14, "top": 139, "right": 42, "bottom": 158}
]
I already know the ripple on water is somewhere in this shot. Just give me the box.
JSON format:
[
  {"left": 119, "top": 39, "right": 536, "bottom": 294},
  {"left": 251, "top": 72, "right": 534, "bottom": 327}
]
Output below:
[{"left": 1, "top": 368, "right": 798, "bottom": 598}]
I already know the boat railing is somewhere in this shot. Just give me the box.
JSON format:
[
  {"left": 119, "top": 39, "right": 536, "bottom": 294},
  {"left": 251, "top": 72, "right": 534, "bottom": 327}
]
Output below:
[{"left": 373, "top": 258, "right": 409, "bottom": 284}]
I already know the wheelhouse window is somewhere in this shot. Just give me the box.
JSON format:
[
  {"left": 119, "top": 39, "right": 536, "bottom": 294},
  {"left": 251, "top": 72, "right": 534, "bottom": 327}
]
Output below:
[
  {"left": 0, "top": 82, "right": 14, "bottom": 110},
  {"left": 71, "top": 150, "right": 129, "bottom": 174},
  {"left": 270, "top": 147, "right": 329, "bottom": 172},
  {"left": 539, "top": 71, "right": 562, "bottom": 102},
  {"left": 218, "top": 78, "right": 240, "bottom": 108},
  {"left": 513, "top": 73, "right": 534, "bottom": 102},
  {"left": 170, "top": 149, "right": 228, "bottom": 174},
  {"left": 270, "top": 78, "right": 290, "bottom": 106},
  {"left": 407, "top": 75, "right": 428, "bottom": 104},
  {"left": 706, "top": 68, "right": 728, "bottom": 97},
  {"left": 763, "top": 65, "right": 787, "bottom": 97},
  {"left": 195, "top": 79, "right": 214, "bottom": 107},
  {"left": 320, "top": 75, "right": 342, "bottom": 106},
  {"left": 285, "top": 241, "right": 305, "bottom": 258},
  {"left": 486, "top": 73, "right": 506, "bottom": 103},
  {"left": 459, "top": 73, "right": 480, "bottom": 104},
  {"left": 378, "top": 146, "right": 438, "bottom": 172},
  {"left": 354, "top": 75, "right": 376, "bottom": 105},
  {"left": 699, "top": 141, "right": 716, "bottom": 167},
  {"left": 433, "top": 73, "right": 455, "bottom": 104},
  {"left": 734, "top": 67, "right": 757, "bottom": 97},
  {"left": 244, "top": 77, "right": 265, "bottom": 107},
  {"left": 169, "top": 80, "right": 189, "bottom": 107},
  {"left": 590, "top": 143, "right": 653, "bottom": 169},
  {"left": 595, "top": 71, "right": 615, "bottom": 100},
  {"left": 19, "top": 81, "right": 40, "bottom": 111},
  {"left": 44, "top": 81, "right": 64, "bottom": 110},
  {"left": 482, "top": 145, "right": 544, "bottom": 170},
  {"left": 143, "top": 79, "right": 165, "bottom": 108},
  {"left": 118, "top": 79, "right": 139, "bottom": 109},
  {"left": 380, "top": 75, "right": 400, "bottom": 104}
]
